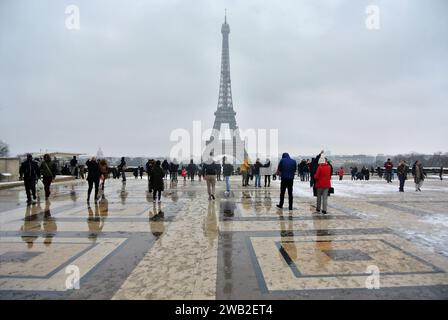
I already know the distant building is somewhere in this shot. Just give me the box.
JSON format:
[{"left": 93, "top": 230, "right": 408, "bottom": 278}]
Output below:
[{"left": 96, "top": 147, "right": 104, "bottom": 159}]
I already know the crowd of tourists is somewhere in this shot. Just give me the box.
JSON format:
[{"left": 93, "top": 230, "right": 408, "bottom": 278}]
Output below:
[{"left": 18, "top": 152, "right": 444, "bottom": 213}]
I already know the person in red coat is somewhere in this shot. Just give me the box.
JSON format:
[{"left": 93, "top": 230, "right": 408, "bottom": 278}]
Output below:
[
  {"left": 314, "top": 156, "right": 332, "bottom": 214},
  {"left": 338, "top": 167, "right": 344, "bottom": 181}
]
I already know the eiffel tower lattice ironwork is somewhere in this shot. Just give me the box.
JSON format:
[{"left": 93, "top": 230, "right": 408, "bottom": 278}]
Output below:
[{"left": 207, "top": 13, "right": 247, "bottom": 164}]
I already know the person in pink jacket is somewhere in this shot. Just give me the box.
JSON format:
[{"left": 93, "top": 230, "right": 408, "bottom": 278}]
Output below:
[
  {"left": 338, "top": 167, "right": 344, "bottom": 181},
  {"left": 314, "top": 156, "right": 332, "bottom": 214}
]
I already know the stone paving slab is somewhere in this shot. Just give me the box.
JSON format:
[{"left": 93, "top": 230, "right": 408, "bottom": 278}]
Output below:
[{"left": 0, "top": 177, "right": 447, "bottom": 299}]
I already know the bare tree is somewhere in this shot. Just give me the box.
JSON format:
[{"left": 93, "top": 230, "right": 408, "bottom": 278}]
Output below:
[{"left": 0, "top": 140, "right": 9, "bottom": 157}]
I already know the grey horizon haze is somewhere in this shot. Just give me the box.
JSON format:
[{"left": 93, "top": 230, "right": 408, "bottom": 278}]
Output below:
[{"left": 0, "top": 0, "right": 447, "bottom": 158}]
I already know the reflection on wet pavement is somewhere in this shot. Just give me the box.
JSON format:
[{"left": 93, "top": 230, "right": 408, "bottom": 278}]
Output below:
[{"left": 1, "top": 177, "right": 448, "bottom": 299}]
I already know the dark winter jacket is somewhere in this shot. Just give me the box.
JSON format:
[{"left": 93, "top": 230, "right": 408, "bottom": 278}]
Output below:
[
  {"left": 187, "top": 163, "right": 197, "bottom": 175},
  {"left": 254, "top": 161, "right": 263, "bottom": 175},
  {"left": 412, "top": 163, "right": 426, "bottom": 183},
  {"left": 397, "top": 164, "right": 409, "bottom": 179},
  {"left": 310, "top": 153, "right": 322, "bottom": 185},
  {"left": 86, "top": 160, "right": 101, "bottom": 181},
  {"left": 170, "top": 162, "right": 179, "bottom": 173},
  {"left": 203, "top": 162, "right": 217, "bottom": 175},
  {"left": 150, "top": 166, "right": 165, "bottom": 191},
  {"left": 20, "top": 159, "right": 40, "bottom": 181},
  {"left": 162, "top": 160, "right": 170, "bottom": 171},
  {"left": 118, "top": 160, "right": 126, "bottom": 171},
  {"left": 40, "top": 160, "right": 57, "bottom": 179},
  {"left": 277, "top": 153, "right": 297, "bottom": 180},
  {"left": 70, "top": 158, "right": 78, "bottom": 167},
  {"left": 223, "top": 163, "right": 234, "bottom": 176}
]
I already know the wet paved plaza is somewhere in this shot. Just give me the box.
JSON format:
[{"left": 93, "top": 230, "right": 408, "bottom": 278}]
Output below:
[{"left": 1, "top": 176, "right": 448, "bottom": 299}]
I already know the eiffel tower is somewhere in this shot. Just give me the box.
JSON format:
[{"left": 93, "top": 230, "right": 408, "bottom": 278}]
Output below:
[{"left": 206, "top": 13, "right": 246, "bottom": 165}]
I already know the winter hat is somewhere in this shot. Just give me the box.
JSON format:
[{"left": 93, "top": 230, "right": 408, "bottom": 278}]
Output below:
[{"left": 318, "top": 156, "right": 326, "bottom": 165}]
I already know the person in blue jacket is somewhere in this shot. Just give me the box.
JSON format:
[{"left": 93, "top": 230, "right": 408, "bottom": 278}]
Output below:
[{"left": 276, "top": 153, "right": 297, "bottom": 210}]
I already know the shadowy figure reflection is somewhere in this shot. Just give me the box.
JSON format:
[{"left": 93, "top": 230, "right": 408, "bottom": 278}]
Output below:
[
  {"left": 70, "top": 185, "right": 77, "bottom": 202},
  {"left": 264, "top": 190, "right": 272, "bottom": 212},
  {"left": 279, "top": 212, "right": 297, "bottom": 262},
  {"left": 149, "top": 203, "right": 165, "bottom": 240},
  {"left": 20, "top": 201, "right": 57, "bottom": 247},
  {"left": 98, "top": 196, "right": 109, "bottom": 218},
  {"left": 21, "top": 204, "right": 41, "bottom": 248},
  {"left": 87, "top": 202, "right": 104, "bottom": 242},
  {"left": 241, "top": 191, "right": 251, "bottom": 211},
  {"left": 43, "top": 200, "right": 57, "bottom": 246},
  {"left": 169, "top": 189, "right": 178, "bottom": 203},
  {"left": 203, "top": 201, "right": 218, "bottom": 247},
  {"left": 220, "top": 198, "right": 236, "bottom": 220},
  {"left": 312, "top": 214, "right": 333, "bottom": 269}
]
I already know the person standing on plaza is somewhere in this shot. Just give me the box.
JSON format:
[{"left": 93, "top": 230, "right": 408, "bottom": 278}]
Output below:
[
  {"left": 39, "top": 154, "right": 57, "bottom": 201},
  {"left": 222, "top": 156, "right": 234, "bottom": 195},
  {"left": 314, "top": 157, "right": 332, "bottom": 214},
  {"left": 440, "top": 166, "right": 444, "bottom": 181},
  {"left": 170, "top": 159, "right": 179, "bottom": 182},
  {"left": 118, "top": 157, "right": 127, "bottom": 182},
  {"left": 304, "top": 160, "right": 311, "bottom": 181},
  {"left": 297, "top": 160, "right": 304, "bottom": 181},
  {"left": 86, "top": 157, "right": 101, "bottom": 203},
  {"left": 376, "top": 166, "right": 383, "bottom": 179},
  {"left": 276, "top": 152, "right": 297, "bottom": 211},
  {"left": 216, "top": 161, "right": 222, "bottom": 181},
  {"left": 133, "top": 167, "right": 139, "bottom": 179},
  {"left": 338, "top": 167, "right": 344, "bottom": 181},
  {"left": 20, "top": 154, "right": 40, "bottom": 205},
  {"left": 197, "top": 163, "right": 203, "bottom": 182},
  {"left": 412, "top": 160, "right": 426, "bottom": 192},
  {"left": 187, "top": 159, "right": 197, "bottom": 181},
  {"left": 161, "top": 159, "right": 170, "bottom": 180},
  {"left": 181, "top": 167, "right": 187, "bottom": 181},
  {"left": 263, "top": 158, "right": 272, "bottom": 187},
  {"left": 139, "top": 166, "right": 144, "bottom": 179},
  {"left": 99, "top": 159, "right": 108, "bottom": 195},
  {"left": 351, "top": 167, "right": 358, "bottom": 181},
  {"left": 150, "top": 160, "right": 164, "bottom": 203},
  {"left": 254, "top": 158, "right": 262, "bottom": 188},
  {"left": 146, "top": 159, "right": 154, "bottom": 193},
  {"left": 70, "top": 156, "right": 78, "bottom": 178},
  {"left": 240, "top": 159, "right": 250, "bottom": 187},
  {"left": 203, "top": 153, "right": 217, "bottom": 200},
  {"left": 397, "top": 160, "right": 409, "bottom": 192},
  {"left": 384, "top": 158, "right": 393, "bottom": 183}
]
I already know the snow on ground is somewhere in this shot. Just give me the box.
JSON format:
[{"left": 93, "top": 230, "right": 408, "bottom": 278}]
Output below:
[
  {"left": 420, "top": 214, "right": 448, "bottom": 228},
  {"left": 293, "top": 178, "right": 448, "bottom": 198}
]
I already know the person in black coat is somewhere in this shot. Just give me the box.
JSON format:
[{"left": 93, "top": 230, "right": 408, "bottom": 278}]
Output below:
[
  {"left": 146, "top": 159, "right": 154, "bottom": 192},
  {"left": 150, "top": 160, "right": 164, "bottom": 202},
  {"left": 170, "top": 160, "right": 179, "bottom": 182},
  {"left": 19, "top": 154, "right": 40, "bottom": 204},
  {"left": 86, "top": 157, "right": 101, "bottom": 203},
  {"left": 139, "top": 166, "right": 144, "bottom": 179},
  {"left": 310, "top": 150, "right": 324, "bottom": 195},
  {"left": 118, "top": 157, "right": 127, "bottom": 182},
  {"left": 187, "top": 160, "right": 197, "bottom": 181},
  {"left": 162, "top": 160, "right": 170, "bottom": 179}
]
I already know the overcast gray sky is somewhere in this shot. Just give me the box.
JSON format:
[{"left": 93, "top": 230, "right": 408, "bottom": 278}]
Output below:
[{"left": 1, "top": 0, "right": 447, "bottom": 158}]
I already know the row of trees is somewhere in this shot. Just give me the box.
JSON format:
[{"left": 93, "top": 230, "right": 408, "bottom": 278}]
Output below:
[
  {"left": 374, "top": 152, "right": 448, "bottom": 168},
  {"left": 0, "top": 140, "right": 9, "bottom": 157}
]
